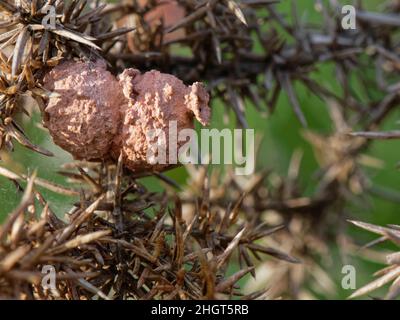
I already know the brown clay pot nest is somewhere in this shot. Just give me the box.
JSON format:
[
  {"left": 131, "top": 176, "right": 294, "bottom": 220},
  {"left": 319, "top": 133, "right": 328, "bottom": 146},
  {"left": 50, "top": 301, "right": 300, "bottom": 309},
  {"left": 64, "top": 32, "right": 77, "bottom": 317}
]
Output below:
[{"left": 43, "top": 59, "right": 211, "bottom": 172}]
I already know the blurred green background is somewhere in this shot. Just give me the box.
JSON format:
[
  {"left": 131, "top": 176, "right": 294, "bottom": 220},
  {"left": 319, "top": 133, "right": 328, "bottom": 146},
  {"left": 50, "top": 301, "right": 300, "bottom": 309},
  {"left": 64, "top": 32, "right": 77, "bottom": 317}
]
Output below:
[{"left": 1, "top": 0, "right": 399, "bottom": 299}]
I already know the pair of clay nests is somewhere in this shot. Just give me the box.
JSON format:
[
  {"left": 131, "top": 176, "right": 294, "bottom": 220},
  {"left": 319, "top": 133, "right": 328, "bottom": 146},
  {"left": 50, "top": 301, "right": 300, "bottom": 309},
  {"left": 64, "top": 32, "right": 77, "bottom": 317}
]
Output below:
[{"left": 43, "top": 60, "right": 211, "bottom": 172}]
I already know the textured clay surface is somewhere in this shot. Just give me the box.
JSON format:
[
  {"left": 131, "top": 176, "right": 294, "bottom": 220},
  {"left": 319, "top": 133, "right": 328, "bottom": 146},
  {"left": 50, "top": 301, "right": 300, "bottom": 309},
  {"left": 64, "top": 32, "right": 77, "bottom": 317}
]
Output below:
[
  {"left": 43, "top": 60, "right": 124, "bottom": 160},
  {"left": 43, "top": 60, "right": 211, "bottom": 172},
  {"left": 113, "top": 69, "right": 210, "bottom": 172}
]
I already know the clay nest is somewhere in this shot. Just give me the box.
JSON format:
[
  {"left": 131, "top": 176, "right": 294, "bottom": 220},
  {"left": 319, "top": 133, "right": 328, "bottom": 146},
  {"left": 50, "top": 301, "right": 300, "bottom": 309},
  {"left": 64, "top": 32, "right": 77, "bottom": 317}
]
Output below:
[{"left": 43, "top": 59, "right": 211, "bottom": 173}]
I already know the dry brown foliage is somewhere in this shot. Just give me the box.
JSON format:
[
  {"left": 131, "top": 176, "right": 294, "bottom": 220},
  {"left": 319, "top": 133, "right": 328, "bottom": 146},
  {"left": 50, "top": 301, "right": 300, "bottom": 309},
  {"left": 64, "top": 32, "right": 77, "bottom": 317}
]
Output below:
[{"left": 1, "top": 0, "right": 400, "bottom": 300}]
